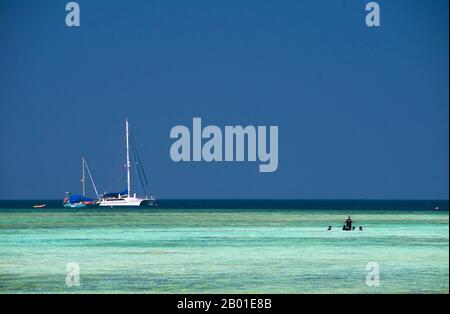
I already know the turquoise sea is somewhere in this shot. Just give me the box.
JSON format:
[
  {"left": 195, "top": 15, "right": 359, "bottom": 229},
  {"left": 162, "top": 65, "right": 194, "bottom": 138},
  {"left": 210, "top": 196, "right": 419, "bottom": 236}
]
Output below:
[{"left": 0, "top": 200, "right": 448, "bottom": 294}]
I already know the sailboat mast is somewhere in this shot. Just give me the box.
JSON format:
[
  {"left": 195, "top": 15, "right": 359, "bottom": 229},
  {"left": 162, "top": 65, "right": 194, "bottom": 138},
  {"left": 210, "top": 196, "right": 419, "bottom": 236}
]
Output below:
[
  {"left": 126, "top": 119, "right": 131, "bottom": 197},
  {"left": 82, "top": 157, "right": 86, "bottom": 197}
]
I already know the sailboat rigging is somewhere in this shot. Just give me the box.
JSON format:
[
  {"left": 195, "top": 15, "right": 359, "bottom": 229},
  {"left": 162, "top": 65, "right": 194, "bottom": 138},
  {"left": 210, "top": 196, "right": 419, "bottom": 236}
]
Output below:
[
  {"left": 98, "top": 119, "right": 155, "bottom": 207},
  {"left": 63, "top": 157, "right": 99, "bottom": 208},
  {"left": 63, "top": 119, "right": 155, "bottom": 208}
]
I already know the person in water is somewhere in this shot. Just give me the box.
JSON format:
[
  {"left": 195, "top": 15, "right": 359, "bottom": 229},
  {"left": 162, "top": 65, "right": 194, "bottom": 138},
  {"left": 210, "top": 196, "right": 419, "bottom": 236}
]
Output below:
[
  {"left": 343, "top": 216, "right": 353, "bottom": 230},
  {"left": 327, "top": 226, "right": 332, "bottom": 231},
  {"left": 359, "top": 226, "right": 363, "bottom": 231}
]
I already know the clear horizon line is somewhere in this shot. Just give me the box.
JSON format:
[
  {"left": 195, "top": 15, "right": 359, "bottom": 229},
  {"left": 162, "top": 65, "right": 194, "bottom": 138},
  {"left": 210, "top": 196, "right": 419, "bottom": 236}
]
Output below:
[{"left": 0, "top": 198, "right": 448, "bottom": 201}]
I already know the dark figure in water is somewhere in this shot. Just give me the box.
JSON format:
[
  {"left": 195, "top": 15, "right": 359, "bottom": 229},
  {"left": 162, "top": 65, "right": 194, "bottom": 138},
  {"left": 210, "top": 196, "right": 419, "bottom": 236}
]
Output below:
[
  {"left": 359, "top": 226, "right": 363, "bottom": 231},
  {"left": 327, "top": 226, "right": 332, "bottom": 231},
  {"left": 343, "top": 216, "right": 353, "bottom": 231}
]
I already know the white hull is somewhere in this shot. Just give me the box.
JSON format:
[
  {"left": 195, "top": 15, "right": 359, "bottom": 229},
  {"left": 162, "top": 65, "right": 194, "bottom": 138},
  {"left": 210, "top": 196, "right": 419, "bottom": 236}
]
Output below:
[{"left": 99, "top": 197, "right": 148, "bottom": 207}]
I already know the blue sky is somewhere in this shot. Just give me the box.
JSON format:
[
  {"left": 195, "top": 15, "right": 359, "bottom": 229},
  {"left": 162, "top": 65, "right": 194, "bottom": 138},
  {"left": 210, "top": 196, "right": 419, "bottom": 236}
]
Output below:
[{"left": 0, "top": 0, "right": 448, "bottom": 199}]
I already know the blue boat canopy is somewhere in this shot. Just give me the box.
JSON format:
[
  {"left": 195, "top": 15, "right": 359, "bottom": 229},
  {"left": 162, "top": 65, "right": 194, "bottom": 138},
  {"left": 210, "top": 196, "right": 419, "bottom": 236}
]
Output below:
[
  {"left": 103, "top": 189, "right": 128, "bottom": 198},
  {"left": 69, "top": 195, "right": 95, "bottom": 203}
]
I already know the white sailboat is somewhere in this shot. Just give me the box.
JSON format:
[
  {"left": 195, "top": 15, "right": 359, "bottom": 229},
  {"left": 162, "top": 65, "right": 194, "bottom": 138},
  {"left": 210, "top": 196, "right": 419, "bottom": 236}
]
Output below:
[{"left": 99, "top": 119, "right": 155, "bottom": 207}]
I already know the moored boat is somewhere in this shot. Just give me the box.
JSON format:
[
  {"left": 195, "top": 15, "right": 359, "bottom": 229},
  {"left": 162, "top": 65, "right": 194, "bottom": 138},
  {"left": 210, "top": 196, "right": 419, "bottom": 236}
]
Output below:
[
  {"left": 99, "top": 119, "right": 155, "bottom": 207},
  {"left": 63, "top": 158, "right": 100, "bottom": 208}
]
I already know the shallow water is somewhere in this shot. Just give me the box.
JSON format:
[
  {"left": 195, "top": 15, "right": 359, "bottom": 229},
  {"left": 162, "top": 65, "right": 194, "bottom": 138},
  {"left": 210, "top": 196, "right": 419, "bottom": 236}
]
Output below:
[{"left": 0, "top": 202, "right": 448, "bottom": 293}]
